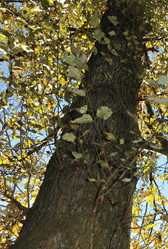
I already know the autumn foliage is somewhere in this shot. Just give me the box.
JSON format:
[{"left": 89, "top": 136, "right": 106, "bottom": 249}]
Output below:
[{"left": 0, "top": 0, "right": 168, "bottom": 248}]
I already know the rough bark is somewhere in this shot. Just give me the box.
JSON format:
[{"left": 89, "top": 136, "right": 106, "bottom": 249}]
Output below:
[{"left": 10, "top": 1, "right": 147, "bottom": 249}]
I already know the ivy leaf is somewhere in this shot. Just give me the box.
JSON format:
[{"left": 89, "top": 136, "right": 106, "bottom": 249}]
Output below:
[
  {"left": 89, "top": 11, "right": 100, "bottom": 27},
  {"left": 105, "top": 132, "right": 116, "bottom": 141},
  {"left": 108, "top": 30, "right": 116, "bottom": 37},
  {"left": 68, "top": 87, "right": 86, "bottom": 96},
  {"left": 62, "top": 133, "right": 76, "bottom": 143},
  {"left": 72, "top": 151, "right": 82, "bottom": 159},
  {"left": 108, "top": 16, "right": 119, "bottom": 26},
  {"left": 104, "top": 37, "right": 110, "bottom": 44},
  {"left": 150, "top": 75, "right": 168, "bottom": 86},
  {"left": 97, "top": 106, "right": 113, "bottom": 120},
  {"left": 77, "top": 105, "right": 87, "bottom": 114},
  {"left": 71, "top": 45, "right": 79, "bottom": 56},
  {"left": 147, "top": 96, "right": 168, "bottom": 105},
  {"left": 68, "top": 66, "right": 82, "bottom": 81},
  {"left": 111, "top": 49, "right": 118, "bottom": 56},
  {"left": 64, "top": 52, "right": 76, "bottom": 66},
  {"left": 158, "top": 75, "right": 168, "bottom": 85},
  {"left": 71, "top": 114, "right": 93, "bottom": 124},
  {"left": 74, "top": 54, "right": 88, "bottom": 70},
  {"left": 94, "top": 29, "right": 105, "bottom": 41},
  {"left": 108, "top": 151, "right": 118, "bottom": 157}
]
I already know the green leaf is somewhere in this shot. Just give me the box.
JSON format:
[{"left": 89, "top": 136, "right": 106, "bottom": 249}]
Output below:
[
  {"left": 71, "top": 45, "right": 79, "bottom": 56},
  {"left": 108, "top": 30, "right": 116, "bottom": 37},
  {"left": 72, "top": 151, "right": 82, "bottom": 159},
  {"left": 123, "top": 30, "right": 129, "bottom": 36},
  {"left": 74, "top": 54, "right": 88, "bottom": 70},
  {"left": 108, "top": 16, "right": 119, "bottom": 26},
  {"left": 108, "top": 151, "right": 118, "bottom": 157},
  {"left": 78, "top": 105, "right": 87, "bottom": 114},
  {"left": 147, "top": 96, "right": 168, "bottom": 105},
  {"left": 71, "top": 114, "right": 93, "bottom": 124},
  {"left": 64, "top": 53, "right": 76, "bottom": 66},
  {"left": 104, "top": 37, "right": 110, "bottom": 44},
  {"left": 158, "top": 75, "right": 168, "bottom": 85},
  {"left": 97, "top": 106, "right": 113, "bottom": 120},
  {"left": 94, "top": 29, "right": 105, "bottom": 42},
  {"left": 68, "top": 66, "right": 82, "bottom": 81},
  {"left": 88, "top": 178, "right": 97, "bottom": 182},
  {"left": 150, "top": 76, "right": 168, "bottom": 86},
  {"left": 68, "top": 87, "right": 86, "bottom": 96},
  {"left": 111, "top": 49, "right": 118, "bottom": 56},
  {"left": 62, "top": 133, "right": 76, "bottom": 143},
  {"left": 89, "top": 11, "right": 100, "bottom": 27},
  {"left": 105, "top": 132, "right": 116, "bottom": 141}
]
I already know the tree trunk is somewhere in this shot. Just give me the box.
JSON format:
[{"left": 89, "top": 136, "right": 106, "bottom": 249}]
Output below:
[{"left": 10, "top": 1, "right": 147, "bottom": 248}]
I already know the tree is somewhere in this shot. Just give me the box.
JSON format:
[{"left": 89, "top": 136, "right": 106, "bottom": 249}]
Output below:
[{"left": 0, "top": 0, "right": 168, "bottom": 248}]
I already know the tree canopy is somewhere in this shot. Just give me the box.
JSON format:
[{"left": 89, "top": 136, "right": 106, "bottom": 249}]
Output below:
[{"left": 0, "top": 0, "right": 168, "bottom": 248}]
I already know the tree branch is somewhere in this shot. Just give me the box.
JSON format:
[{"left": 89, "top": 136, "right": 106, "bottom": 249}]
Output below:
[
  {"left": 141, "top": 139, "right": 168, "bottom": 157},
  {"left": 1, "top": 191, "right": 29, "bottom": 215}
]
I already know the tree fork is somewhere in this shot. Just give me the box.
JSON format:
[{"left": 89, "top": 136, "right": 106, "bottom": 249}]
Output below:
[{"left": 10, "top": 1, "right": 148, "bottom": 249}]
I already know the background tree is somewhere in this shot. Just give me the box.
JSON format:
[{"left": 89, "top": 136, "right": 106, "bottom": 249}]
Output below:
[{"left": 0, "top": 0, "right": 168, "bottom": 248}]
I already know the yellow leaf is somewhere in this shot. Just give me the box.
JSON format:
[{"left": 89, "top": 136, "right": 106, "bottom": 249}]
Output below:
[
  {"left": 146, "top": 223, "right": 158, "bottom": 229},
  {"left": 120, "top": 138, "right": 125, "bottom": 145},
  {"left": 146, "top": 195, "right": 154, "bottom": 207}
]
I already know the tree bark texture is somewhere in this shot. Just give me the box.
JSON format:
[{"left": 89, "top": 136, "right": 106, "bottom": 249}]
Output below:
[{"left": 10, "top": 1, "right": 147, "bottom": 249}]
